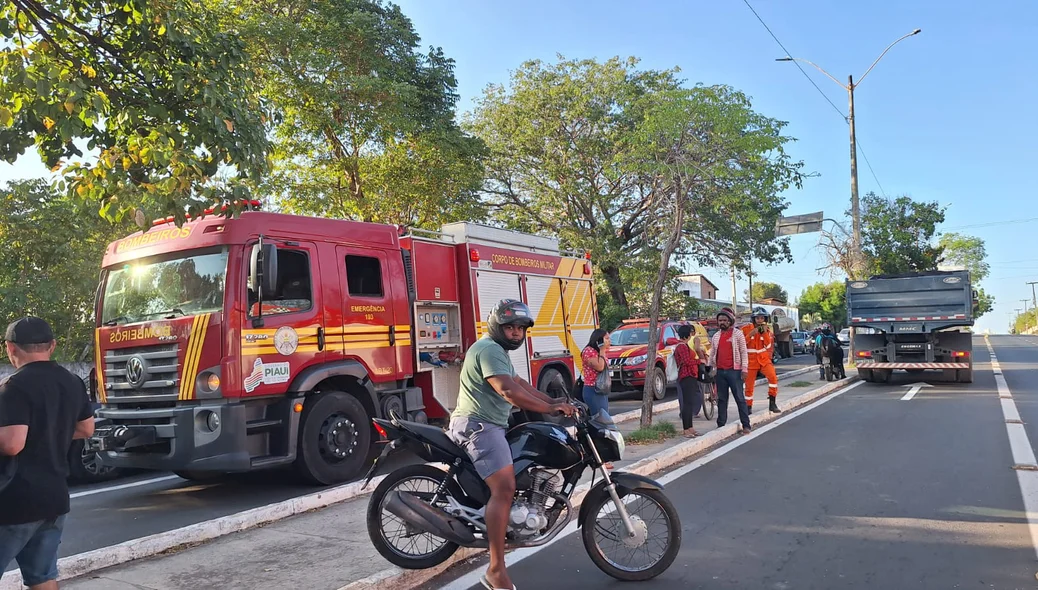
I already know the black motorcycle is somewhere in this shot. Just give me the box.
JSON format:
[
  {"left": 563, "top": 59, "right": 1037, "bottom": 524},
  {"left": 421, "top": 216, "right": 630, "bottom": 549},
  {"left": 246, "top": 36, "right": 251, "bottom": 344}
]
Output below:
[{"left": 362, "top": 402, "right": 681, "bottom": 582}]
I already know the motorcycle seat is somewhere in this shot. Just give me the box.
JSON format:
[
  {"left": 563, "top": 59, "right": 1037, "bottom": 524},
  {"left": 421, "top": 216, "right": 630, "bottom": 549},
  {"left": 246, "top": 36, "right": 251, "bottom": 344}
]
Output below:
[{"left": 398, "top": 420, "right": 470, "bottom": 460}]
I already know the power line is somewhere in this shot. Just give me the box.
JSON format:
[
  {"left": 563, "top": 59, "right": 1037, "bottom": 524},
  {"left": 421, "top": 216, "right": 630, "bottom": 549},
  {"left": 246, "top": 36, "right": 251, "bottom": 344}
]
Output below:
[
  {"left": 855, "top": 140, "right": 887, "bottom": 198},
  {"left": 740, "top": 0, "right": 890, "bottom": 199},
  {"left": 740, "top": 0, "right": 846, "bottom": 120},
  {"left": 941, "top": 217, "right": 1038, "bottom": 231}
]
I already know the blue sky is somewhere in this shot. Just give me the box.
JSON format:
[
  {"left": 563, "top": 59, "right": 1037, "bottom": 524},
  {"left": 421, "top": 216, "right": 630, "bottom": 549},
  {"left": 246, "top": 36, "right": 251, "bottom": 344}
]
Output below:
[
  {"left": 390, "top": 0, "right": 1037, "bottom": 333},
  {"left": 2, "top": 0, "right": 1035, "bottom": 332}
]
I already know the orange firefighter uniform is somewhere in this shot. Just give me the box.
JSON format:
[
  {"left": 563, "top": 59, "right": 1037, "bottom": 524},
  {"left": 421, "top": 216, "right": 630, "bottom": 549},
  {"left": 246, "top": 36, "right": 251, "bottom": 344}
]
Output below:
[{"left": 741, "top": 323, "right": 779, "bottom": 412}]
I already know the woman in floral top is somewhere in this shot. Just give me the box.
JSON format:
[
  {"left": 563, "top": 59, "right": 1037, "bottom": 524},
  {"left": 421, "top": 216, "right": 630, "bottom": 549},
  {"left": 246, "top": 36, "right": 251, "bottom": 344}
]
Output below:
[
  {"left": 674, "top": 324, "right": 702, "bottom": 438},
  {"left": 581, "top": 329, "right": 611, "bottom": 417},
  {"left": 581, "top": 328, "right": 613, "bottom": 468}
]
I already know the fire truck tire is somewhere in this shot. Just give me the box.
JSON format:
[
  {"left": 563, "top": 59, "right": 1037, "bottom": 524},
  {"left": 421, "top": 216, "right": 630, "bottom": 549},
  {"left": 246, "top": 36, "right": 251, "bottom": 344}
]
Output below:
[
  {"left": 295, "top": 391, "right": 372, "bottom": 485},
  {"left": 538, "top": 367, "right": 570, "bottom": 400}
]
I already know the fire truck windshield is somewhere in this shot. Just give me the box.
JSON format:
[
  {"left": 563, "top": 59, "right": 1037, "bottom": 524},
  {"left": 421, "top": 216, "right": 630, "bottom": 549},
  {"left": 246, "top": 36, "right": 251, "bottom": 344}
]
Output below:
[
  {"left": 610, "top": 327, "right": 651, "bottom": 346},
  {"left": 101, "top": 249, "right": 229, "bottom": 326}
]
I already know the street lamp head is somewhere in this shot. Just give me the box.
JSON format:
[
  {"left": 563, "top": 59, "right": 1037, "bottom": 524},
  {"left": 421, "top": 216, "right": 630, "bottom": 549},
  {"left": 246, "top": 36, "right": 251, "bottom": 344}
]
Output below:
[
  {"left": 911, "top": 28, "right": 922, "bottom": 35},
  {"left": 776, "top": 56, "right": 793, "bottom": 62}
]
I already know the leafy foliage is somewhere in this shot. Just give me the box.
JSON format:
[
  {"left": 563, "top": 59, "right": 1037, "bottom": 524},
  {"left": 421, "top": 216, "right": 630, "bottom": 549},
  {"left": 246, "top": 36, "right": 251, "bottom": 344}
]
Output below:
[
  {"left": 467, "top": 57, "right": 801, "bottom": 323},
  {"left": 225, "top": 0, "right": 484, "bottom": 228},
  {"left": 0, "top": 180, "right": 126, "bottom": 361},
  {"left": 797, "top": 282, "right": 847, "bottom": 329},
  {"left": 938, "top": 233, "right": 990, "bottom": 281},
  {"left": 861, "top": 193, "right": 946, "bottom": 276},
  {"left": 0, "top": 0, "right": 274, "bottom": 224},
  {"left": 938, "top": 232, "right": 994, "bottom": 318},
  {"left": 747, "top": 281, "right": 788, "bottom": 303}
]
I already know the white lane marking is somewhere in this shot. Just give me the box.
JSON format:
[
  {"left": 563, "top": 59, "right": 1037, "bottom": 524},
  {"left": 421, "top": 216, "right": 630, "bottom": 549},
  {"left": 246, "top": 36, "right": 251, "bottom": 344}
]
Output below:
[
  {"left": 440, "top": 380, "right": 866, "bottom": 590},
  {"left": 985, "top": 337, "right": 1038, "bottom": 561},
  {"left": 70, "top": 475, "right": 182, "bottom": 499},
  {"left": 901, "top": 385, "right": 923, "bottom": 401}
]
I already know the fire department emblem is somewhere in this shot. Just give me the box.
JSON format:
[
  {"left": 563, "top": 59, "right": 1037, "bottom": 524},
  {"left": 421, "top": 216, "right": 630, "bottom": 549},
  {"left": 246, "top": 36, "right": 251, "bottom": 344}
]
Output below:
[{"left": 273, "top": 326, "right": 299, "bottom": 356}]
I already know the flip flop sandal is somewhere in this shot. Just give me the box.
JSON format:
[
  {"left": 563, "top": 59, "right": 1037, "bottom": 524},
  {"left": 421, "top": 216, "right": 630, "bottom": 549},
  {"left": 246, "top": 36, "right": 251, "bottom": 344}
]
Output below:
[{"left": 480, "top": 574, "right": 516, "bottom": 590}]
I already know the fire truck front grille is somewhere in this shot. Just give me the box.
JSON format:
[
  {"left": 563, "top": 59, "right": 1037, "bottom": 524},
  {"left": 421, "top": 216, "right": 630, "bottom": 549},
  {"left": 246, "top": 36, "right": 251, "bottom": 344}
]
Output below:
[
  {"left": 609, "top": 358, "right": 627, "bottom": 368},
  {"left": 104, "top": 344, "right": 181, "bottom": 407}
]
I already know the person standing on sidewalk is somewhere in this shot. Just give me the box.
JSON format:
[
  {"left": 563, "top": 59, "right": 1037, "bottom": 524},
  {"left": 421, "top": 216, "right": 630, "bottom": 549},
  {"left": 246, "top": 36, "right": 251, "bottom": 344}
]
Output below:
[
  {"left": 741, "top": 308, "right": 782, "bottom": 414},
  {"left": 673, "top": 324, "right": 702, "bottom": 438},
  {"left": 0, "top": 317, "right": 96, "bottom": 590},
  {"left": 708, "top": 308, "right": 752, "bottom": 434},
  {"left": 580, "top": 328, "right": 612, "bottom": 420}
]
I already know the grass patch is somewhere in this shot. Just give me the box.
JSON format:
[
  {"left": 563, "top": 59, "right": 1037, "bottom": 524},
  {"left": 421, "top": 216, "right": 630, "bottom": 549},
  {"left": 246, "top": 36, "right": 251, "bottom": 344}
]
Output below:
[
  {"left": 626, "top": 422, "right": 678, "bottom": 444},
  {"left": 789, "top": 380, "right": 814, "bottom": 388}
]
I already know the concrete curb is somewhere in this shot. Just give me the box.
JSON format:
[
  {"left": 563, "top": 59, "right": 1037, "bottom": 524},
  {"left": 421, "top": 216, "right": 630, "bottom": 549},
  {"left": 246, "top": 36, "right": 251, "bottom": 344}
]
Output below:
[
  {"left": 610, "top": 364, "right": 817, "bottom": 425},
  {"left": 0, "top": 475, "right": 398, "bottom": 590},
  {"left": 335, "top": 374, "right": 860, "bottom": 590},
  {"left": 4, "top": 364, "right": 824, "bottom": 590}
]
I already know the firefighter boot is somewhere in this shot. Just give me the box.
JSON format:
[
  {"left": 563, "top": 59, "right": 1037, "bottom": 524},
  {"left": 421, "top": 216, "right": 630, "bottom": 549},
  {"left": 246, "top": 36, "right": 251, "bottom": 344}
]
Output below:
[{"left": 769, "top": 395, "right": 782, "bottom": 414}]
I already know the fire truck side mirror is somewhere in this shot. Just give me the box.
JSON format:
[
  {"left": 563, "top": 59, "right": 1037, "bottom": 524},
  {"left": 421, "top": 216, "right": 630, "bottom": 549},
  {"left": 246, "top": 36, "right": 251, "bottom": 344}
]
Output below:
[{"left": 250, "top": 242, "right": 279, "bottom": 297}]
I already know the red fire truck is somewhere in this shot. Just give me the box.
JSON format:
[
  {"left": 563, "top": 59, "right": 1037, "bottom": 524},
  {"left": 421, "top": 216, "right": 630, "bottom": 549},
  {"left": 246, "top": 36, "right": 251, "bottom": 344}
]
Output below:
[{"left": 88, "top": 210, "right": 599, "bottom": 485}]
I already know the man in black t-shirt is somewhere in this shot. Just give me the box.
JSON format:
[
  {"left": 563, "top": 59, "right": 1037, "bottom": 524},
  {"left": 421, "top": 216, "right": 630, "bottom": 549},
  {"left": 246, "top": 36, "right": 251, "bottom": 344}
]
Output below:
[{"left": 0, "top": 317, "right": 94, "bottom": 589}]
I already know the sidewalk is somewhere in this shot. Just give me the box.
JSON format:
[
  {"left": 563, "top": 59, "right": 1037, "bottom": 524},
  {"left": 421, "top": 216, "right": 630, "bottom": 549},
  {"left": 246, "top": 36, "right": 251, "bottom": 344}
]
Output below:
[{"left": 58, "top": 372, "right": 828, "bottom": 590}]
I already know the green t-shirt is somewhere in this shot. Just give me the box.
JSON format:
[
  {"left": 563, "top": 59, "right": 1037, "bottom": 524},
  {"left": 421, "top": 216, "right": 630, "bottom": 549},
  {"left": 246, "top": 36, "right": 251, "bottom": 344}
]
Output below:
[{"left": 452, "top": 336, "right": 517, "bottom": 427}]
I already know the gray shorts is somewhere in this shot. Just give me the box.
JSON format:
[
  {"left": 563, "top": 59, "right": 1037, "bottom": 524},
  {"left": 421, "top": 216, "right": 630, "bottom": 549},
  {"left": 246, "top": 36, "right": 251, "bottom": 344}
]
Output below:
[{"left": 447, "top": 416, "right": 513, "bottom": 479}]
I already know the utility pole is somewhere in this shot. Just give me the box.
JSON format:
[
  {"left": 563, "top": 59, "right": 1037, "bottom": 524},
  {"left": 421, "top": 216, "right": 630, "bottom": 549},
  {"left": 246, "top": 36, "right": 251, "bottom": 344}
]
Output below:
[
  {"left": 748, "top": 259, "right": 754, "bottom": 310},
  {"left": 848, "top": 74, "right": 860, "bottom": 277},
  {"left": 1028, "top": 281, "right": 1037, "bottom": 310},
  {"left": 776, "top": 29, "right": 920, "bottom": 280},
  {"left": 731, "top": 265, "right": 738, "bottom": 315}
]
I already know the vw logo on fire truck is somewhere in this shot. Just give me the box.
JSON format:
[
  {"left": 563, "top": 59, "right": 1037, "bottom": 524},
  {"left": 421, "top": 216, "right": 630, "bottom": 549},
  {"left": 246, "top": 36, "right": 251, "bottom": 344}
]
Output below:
[{"left": 126, "top": 356, "right": 148, "bottom": 388}]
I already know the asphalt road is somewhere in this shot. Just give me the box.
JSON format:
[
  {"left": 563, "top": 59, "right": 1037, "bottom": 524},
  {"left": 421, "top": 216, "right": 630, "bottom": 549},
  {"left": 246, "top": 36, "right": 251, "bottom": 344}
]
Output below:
[
  {"left": 607, "top": 352, "right": 819, "bottom": 415},
  {"left": 10, "top": 356, "right": 813, "bottom": 566},
  {"left": 435, "top": 335, "right": 1038, "bottom": 589}
]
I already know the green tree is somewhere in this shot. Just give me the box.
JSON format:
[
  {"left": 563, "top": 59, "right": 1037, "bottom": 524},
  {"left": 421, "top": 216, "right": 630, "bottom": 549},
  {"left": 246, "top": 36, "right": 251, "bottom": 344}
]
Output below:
[
  {"left": 224, "top": 0, "right": 485, "bottom": 228},
  {"left": 0, "top": 180, "right": 126, "bottom": 361},
  {"left": 466, "top": 56, "right": 800, "bottom": 321},
  {"left": 798, "top": 282, "right": 847, "bottom": 329},
  {"left": 0, "top": 0, "right": 274, "bottom": 223},
  {"left": 746, "top": 281, "right": 788, "bottom": 303},
  {"left": 939, "top": 232, "right": 994, "bottom": 318},
  {"left": 861, "top": 192, "right": 946, "bottom": 276}
]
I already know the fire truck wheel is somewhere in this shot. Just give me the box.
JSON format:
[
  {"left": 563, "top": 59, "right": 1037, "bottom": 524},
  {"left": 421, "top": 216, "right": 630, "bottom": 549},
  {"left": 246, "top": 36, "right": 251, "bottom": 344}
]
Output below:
[
  {"left": 538, "top": 367, "right": 570, "bottom": 400},
  {"left": 295, "top": 391, "right": 372, "bottom": 485}
]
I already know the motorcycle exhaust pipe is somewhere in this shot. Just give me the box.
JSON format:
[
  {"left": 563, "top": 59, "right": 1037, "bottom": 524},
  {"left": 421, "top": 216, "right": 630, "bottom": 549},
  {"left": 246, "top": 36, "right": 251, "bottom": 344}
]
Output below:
[{"left": 384, "top": 491, "right": 477, "bottom": 546}]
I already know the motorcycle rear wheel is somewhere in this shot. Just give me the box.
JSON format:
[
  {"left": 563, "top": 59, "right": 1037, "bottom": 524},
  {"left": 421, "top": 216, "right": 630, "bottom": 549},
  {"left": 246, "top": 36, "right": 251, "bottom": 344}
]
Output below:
[
  {"left": 366, "top": 464, "right": 463, "bottom": 569},
  {"left": 581, "top": 487, "right": 681, "bottom": 581}
]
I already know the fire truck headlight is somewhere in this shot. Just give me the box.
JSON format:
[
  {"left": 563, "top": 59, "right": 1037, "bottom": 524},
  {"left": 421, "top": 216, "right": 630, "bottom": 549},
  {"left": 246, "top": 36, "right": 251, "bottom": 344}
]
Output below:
[{"left": 206, "top": 373, "right": 221, "bottom": 391}]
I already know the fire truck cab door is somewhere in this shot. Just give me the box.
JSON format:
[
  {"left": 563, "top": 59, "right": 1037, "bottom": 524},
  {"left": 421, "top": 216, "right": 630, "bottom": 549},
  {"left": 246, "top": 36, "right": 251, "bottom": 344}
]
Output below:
[
  {"left": 335, "top": 246, "right": 405, "bottom": 381},
  {"left": 241, "top": 241, "right": 324, "bottom": 397}
]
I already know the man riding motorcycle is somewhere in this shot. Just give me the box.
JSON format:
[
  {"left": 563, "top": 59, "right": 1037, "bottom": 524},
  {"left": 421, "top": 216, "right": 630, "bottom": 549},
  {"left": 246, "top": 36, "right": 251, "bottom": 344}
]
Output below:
[
  {"left": 741, "top": 307, "right": 781, "bottom": 414},
  {"left": 814, "top": 323, "right": 843, "bottom": 380},
  {"left": 447, "top": 299, "right": 576, "bottom": 590}
]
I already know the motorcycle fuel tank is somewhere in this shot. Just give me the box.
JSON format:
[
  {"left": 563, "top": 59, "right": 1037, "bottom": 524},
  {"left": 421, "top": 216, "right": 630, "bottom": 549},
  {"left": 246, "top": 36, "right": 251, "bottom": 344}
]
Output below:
[{"left": 507, "top": 421, "right": 583, "bottom": 470}]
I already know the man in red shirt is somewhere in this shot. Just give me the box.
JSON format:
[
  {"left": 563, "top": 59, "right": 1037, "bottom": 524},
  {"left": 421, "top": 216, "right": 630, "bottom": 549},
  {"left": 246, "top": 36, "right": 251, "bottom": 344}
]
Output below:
[{"left": 708, "top": 308, "right": 751, "bottom": 434}]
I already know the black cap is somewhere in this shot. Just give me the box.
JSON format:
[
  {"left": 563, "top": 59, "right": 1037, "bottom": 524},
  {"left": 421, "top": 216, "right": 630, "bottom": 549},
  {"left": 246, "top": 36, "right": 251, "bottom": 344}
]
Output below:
[{"left": 5, "top": 317, "right": 55, "bottom": 345}]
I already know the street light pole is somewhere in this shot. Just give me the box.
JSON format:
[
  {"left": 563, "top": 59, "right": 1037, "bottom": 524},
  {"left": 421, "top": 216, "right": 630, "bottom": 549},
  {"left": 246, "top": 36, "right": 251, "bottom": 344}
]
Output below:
[
  {"left": 777, "top": 28, "right": 921, "bottom": 279},
  {"left": 848, "top": 74, "right": 860, "bottom": 269}
]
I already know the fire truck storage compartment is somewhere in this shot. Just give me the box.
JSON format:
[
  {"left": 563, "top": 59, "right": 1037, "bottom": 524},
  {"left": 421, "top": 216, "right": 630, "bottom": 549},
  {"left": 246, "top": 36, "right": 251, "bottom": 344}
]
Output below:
[{"left": 473, "top": 269, "right": 531, "bottom": 382}]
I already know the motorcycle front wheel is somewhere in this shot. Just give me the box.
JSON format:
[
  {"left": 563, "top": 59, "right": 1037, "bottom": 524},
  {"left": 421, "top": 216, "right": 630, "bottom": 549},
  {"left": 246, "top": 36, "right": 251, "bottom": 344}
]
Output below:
[
  {"left": 581, "top": 487, "right": 681, "bottom": 581},
  {"left": 366, "top": 464, "right": 463, "bottom": 569}
]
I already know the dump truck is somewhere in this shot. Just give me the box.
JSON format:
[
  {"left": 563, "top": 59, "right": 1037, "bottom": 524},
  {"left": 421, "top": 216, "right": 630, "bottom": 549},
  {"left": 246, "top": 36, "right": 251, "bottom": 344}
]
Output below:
[{"left": 847, "top": 270, "right": 978, "bottom": 384}]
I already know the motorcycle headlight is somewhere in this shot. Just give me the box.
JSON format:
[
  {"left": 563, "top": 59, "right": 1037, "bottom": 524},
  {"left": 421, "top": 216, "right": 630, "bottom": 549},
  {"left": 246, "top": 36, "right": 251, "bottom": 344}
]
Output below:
[
  {"left": 603, "top": 429, "right": 625, "bottom": 460},
  {"left": 627, "top": 354, "right": 647, "bottom": 366}
]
